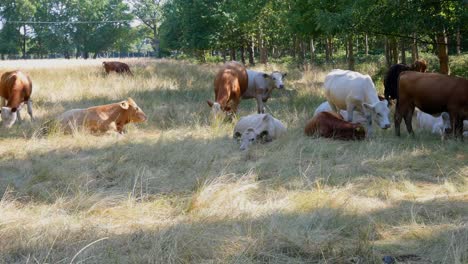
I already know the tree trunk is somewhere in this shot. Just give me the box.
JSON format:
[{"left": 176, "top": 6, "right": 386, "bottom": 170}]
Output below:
[
  {"left": 259, "top": 33, "right": 267, "bottom": 64},
  {"left": 437, "top": 30, "right": 449, "bottom": 74},
  {"left": 412, "top": 33, "right": 418, "bottom": 62},
  {"left": 325, "top": 37, "right": 330, "bottom": 62},
  {"left": 391, "top": 38, "right": 398, "bottom": 64},
  {"left": 240, "top": 46, "right": 246, "bottom": 64},
  {"left": 230, "top": 48, "right": 236, "bottom": 61},
  {"left": 248, "top": 40, "right": 255, "bottom": 65},
  {"left": 222, "top": 50, "right": 227, "bottom": 63},
  {"left": 456, "top": 27, "right": 461, "bottom": 55},
  {"left": 326, "top": 36, "right": 333, "bottom": 62},
  {"left": 365, "top": 34, "right": 369, "bottom": 56},
  {"left": 347, "top": 35, "right": 355, "bottom": 71},
  {"left": 310, "top": 38, "right": 315, "bottom": 65},
  {"left": 384, "top": 37, "right": 391, "bottom": 67},
  {"left": 22, "top": 24, "right": 27, "bottom": 59},
  {"left": 84, "top": 51, "right": 89, "bottom": 59},
  {"left": 400, "top": 39, "right": 406, "bottom": 65}
]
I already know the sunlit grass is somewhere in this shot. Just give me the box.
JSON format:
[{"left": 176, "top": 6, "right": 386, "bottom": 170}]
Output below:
[{"left": 0, "top": 58, "right": 466, "bottom": 263}]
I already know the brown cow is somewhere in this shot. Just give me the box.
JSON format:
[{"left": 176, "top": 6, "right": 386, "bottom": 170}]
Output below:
[
  {"left": 57, "top": 98, "right": 147, "bottom": 134},
  {"left": 384, "top": 59, "right": 427, "bottom": 101},
  {"left": 102, "top": 61, "right": 133, "bottom": 76},
  {"left": 395, "top": 71, "right": 468, "bottom": 138},
  {"left": 0, "top": 70, "right": 34, "bottom": 128},
  {"left": 304, "top": 111, "right": 366, "bottom": 140},
  {"left": 207, "top": 61, "right": 248, "bottom": 115}
]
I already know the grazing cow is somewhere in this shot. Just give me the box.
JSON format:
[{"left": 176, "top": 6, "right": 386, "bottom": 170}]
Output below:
[
  {"left": 304, "top": 111, "right": 366, "bottom": 140},
  {"left": 384, "top": 59, "right": 427, "bottom": 101},
  {"left": 324, "top": 69, "right": 391, "bottom": 137},
  {"left": 102, "top": 61, "right": 133, "bottom": 76},
  {"left": 415, "top": 109, "right": 451, "bottom": 140},
  {"left": 233, "top": 113, "right": 286, "bottom": 151},
  {"left": 207, "top": 61, "right": 286, "bottom": 115},
  {"left": 0, "top": 70, "right": 34, "bottom": 128},
  {"left": 395, "top": 71, "right": 468, "bottom": 138},
  {"left": 57, "top": 98, "right": 146, "bottom": 134}
]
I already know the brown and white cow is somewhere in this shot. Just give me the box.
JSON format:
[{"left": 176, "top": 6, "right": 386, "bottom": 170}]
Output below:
[
  {"left": 0, "top": 70, "right": 34, "bottom": 128},
  {"left": 207, "top": 61, "right": 286, "bottom": 115},
  {"left": 102, "top": 61, "right": 133, "bottom": 76},
  {"left": 395, "top": 72, "right": 468, "bottom": 138},
  {"left": 57, "top": 98, "right": 146, "bottom": 134},
  {"left": 304, "top": 111, "right": 366, "bottom": 140}
]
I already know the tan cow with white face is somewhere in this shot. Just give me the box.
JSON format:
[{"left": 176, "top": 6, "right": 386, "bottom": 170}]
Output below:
[{"left": 57, "top": 98, "right": 147, "bottom": 134}]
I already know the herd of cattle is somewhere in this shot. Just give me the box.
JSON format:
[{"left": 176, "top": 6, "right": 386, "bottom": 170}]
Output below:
[{"left": 0, "top": 59, "right": 466, "bottom": 151}]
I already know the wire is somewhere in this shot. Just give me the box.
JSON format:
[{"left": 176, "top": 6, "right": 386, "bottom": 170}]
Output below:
[{"left": 2, "top": 18, "right": 155, "bottom": 24}]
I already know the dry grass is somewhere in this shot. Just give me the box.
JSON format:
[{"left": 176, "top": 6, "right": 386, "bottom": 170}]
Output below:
[{"left": 0, "top": 58, "right": 467, "bottom": 263}]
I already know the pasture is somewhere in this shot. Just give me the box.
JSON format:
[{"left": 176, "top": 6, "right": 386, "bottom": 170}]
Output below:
[{"left": 0, "top": 59, "right": 467, "bottom": 263}]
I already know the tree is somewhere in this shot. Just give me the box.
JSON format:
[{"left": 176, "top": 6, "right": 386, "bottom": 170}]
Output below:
[{"left": 130, "top": 0, "right": 163, "bottom": 57}]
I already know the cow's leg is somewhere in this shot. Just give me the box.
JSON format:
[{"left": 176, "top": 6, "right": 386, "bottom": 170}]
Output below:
[
  {"left": 16, "top": 108, "right": 22, "bottom": 123},
  {"left": 0, "top": 98, "right": 5, "bottom": 107},
  {"left": 255, "top": 88, "right": 265, "bottom": 113},
  {"left": 345, "top": 104, "right": 355, "bottom": 122},
  {"left": 450, "top": 113, "right": 463, "bottom": 139},
  {"left": 27, "top": 100, "right": 34, "bottom": 121},
  {"left": 403, "top": 107, "right": 415, "bottom": 136}
]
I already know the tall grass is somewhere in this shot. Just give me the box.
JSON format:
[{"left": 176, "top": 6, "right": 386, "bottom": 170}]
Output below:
[{"left": 0, "top": 58, "right": 466, "bottom": 263}]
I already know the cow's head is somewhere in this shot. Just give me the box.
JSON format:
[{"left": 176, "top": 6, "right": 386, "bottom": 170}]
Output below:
[
  {"left": 441, "top": 112, "right": 451, "bottom": 134},
  {"left": 1, "top": 107, "right": 18, "bottom": 128},
  {"left": 362, "top": 101, "right": 391, "bottom": 129},
  {"left": 412, "top": 59, "right": 427, "bottom": 73},
  {"left": 238, "top": 128, "right": 270, "bottom": 151},
  {"left": 122, "top": 98, "right": 147, "bottom": 123},
  {"left": 353, "top": 124, "right": 367, "bottom": 140},
  {"left": 264, "top": 71, "right": 287, "bottom": 90},
  {"left": 207, "top": 100, "right": 231, "bottom": 117}
]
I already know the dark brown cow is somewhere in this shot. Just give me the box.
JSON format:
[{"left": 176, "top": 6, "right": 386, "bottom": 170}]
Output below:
[
  {"left": 0, "top": 70, "right": 34, "bottom": 127},
  {"left": 207, "top": 61, "right": 248, "bottom": 115},
  {"left": 304, "top": 111, "right": 366, "bottom": 140},
  {"left": 395, "top": 71, "right": 468, "bottom": 138},
  {"left": 384, "top": 59, "right": 427, "bottom": 101},
  {"left": 102, "top": 61, "right": 133, "bottom": 76}
]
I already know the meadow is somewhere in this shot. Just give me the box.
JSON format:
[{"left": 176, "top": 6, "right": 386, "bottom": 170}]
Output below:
[{"left": 0, "top": 58, "right": 466, "bottom": 264}]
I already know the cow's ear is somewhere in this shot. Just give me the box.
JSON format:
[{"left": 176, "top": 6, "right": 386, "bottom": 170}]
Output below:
[
  {"left": 362, "top": 103, "right": 373, "bottom": 112},
  {"left": 11, "top": 107, "right": 17, "bottom": 113},
  {"left": 206, "top": 100, "right": 214, "bottom": 107},
  {"left": 282, "top": 73, "right": 287, "bottom": 78},
  {"left": 258, "top": 130, "right": 272, "bottom": 142},
  {"left": 355, "top": 126, "right": 361, "bottom": 132},
  {"left": 262, "top": 114, "right": 271, "bottom": 121},
  {"left": 120, "top": 101, "right": 129, "bottom": 109},
  {"left": 262, "top": 73, "right": 270, "bottom": 79},
  {"left": 234, "top": 132, "right": 241, "bottom": 139}
]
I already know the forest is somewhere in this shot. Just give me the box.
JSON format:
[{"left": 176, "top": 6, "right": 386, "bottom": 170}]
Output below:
[{"left": 0, "top": 0, "right": 467, "bottom": 73}]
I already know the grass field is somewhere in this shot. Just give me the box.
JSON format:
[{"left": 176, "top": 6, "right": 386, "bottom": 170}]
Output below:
[{"left": 0, "top": 58, "right": 466, "bottom": 263}]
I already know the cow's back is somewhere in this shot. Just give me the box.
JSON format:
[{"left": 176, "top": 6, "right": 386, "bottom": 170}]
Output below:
[
  {"left": 0, "top": 71, "right": 32, "bottom": 100},
  {"left": 214, "top": 61, "right": 248, "bottom": 95}
]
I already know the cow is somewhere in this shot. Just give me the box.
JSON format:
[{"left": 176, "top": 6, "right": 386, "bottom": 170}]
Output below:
[
  {"left": 207, "top": 61, "right": 286, "bottom": 115},
  {"left": 415, "top": 109, "right": 451, "bottom": 140},
  {"left": 314, "top": 101, "right": 372, "bottom": 124},
  {"left": 233, "top": 113, "right": 286, "bottom": 151},
  {"left": 324, "top": 69, "right": 391, "bottom": 137},
  {"left": 384, "top": 59, "right": 427, "bottom": 101},
  {"left": 102, "top": 61, "right": 133, "bottom": 76},
  {"left": 395, "top": 71, "right": 468, "bottom": 138},
  {"left": 304, "top": 111, "right": 366, "bottom": 140},
  {"left": 0, "top": 70, "right": 34, "bottom": 128},
  {"left": 57, "top": 98, "right": 146, "bottom": 134}
]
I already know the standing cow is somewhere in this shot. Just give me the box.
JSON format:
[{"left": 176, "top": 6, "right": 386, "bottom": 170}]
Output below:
[
  {"left": 395, "top": 71, "right": 468, "bottom": 138},
  {"left": 207, "top": 61, "right": 286, "bottom": 115},
  {"left": 384, "top": 59, "right": 427, "bottom": 101},
  {"left": 324, "top": 69, "right": 391, "bottom": 137},
  {"left": 0, "top": 70, "right": 34, "bottom": 128},
  {"left": 102, "top": 61, "right": 133, "bottom": 76}
]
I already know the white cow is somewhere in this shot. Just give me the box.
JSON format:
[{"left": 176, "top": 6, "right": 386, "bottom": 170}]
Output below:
[
  {"left": 233, "top": 113, "right": 286, "bottom": 151},
  {"left": 415, "top": 109, "right": 451, "bottom": 140},
  {"left": 324, "top": 69, "right": 391, "bottom": 136},
  {"left": 241, "top": 70, "right": 287, "bottom": 113},
  {"left": 313, "top": 101, "right": 367, "bottom": 124}
]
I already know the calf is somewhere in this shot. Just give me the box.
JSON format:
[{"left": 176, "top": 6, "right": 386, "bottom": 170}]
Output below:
[
  {"left": 395, "top": 71, "right": 468, "bottom": 138},
  {"left": 233, "top": 113, "right": 286, "bottom": 151},
  {"left": 304, "top": 111, "right": 366, "bottom": 140},
  {"left": 313, "top": 101, "right": 367, "bottom": 124},
  {"left": 57, "top": 98, "right": 146, "bottom": 134},
  {"left": 0, "top": 70, "right": 34, "bottom": 128},
  {"left": 102, "top": 61, "right": 133, "bottom": 76},
  {"left": 415, "top": 109, "right": 451, "bottom": 140},
  {"left": 324, "top": 69, "right": 390, "bottom": 137}
]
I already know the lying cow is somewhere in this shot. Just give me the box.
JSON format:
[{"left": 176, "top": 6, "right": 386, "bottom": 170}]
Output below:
[
  {"left": 0, "top": 70, "right": 34, "bottom": 128},
  {"left": 102, "top": 61, "right": 133, "bottom": 76},
  {"left": 233, "top": 113, "right": 286, "bottom": 151},
  {"left": 384, "top": 59, "right": 427, "bottom": 101},
  {"left": 415, "top": 109, "right": 451, "bottom": 140},
  {"left": 304, "top": 111, "right": 366, "bottom": 140},
  {"left": 57, "top": 98, "right": 146, "bottom": 134},
  {"left": 314, "top": 101, "right": 367, "bottom": 124},
  {"left": 324, "top": 69, "right": 391, "bottom": 137},
  {"left": 207, "top": 61, "right": 286, "bottom": 115},
  {"left": 395, "top": 71, "right": 468, "bottom": 138}
]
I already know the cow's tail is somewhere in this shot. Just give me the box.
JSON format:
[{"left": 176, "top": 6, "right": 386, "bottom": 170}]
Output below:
[{"left": 383, "top": 64, "right": 410, "bottom": 101}]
